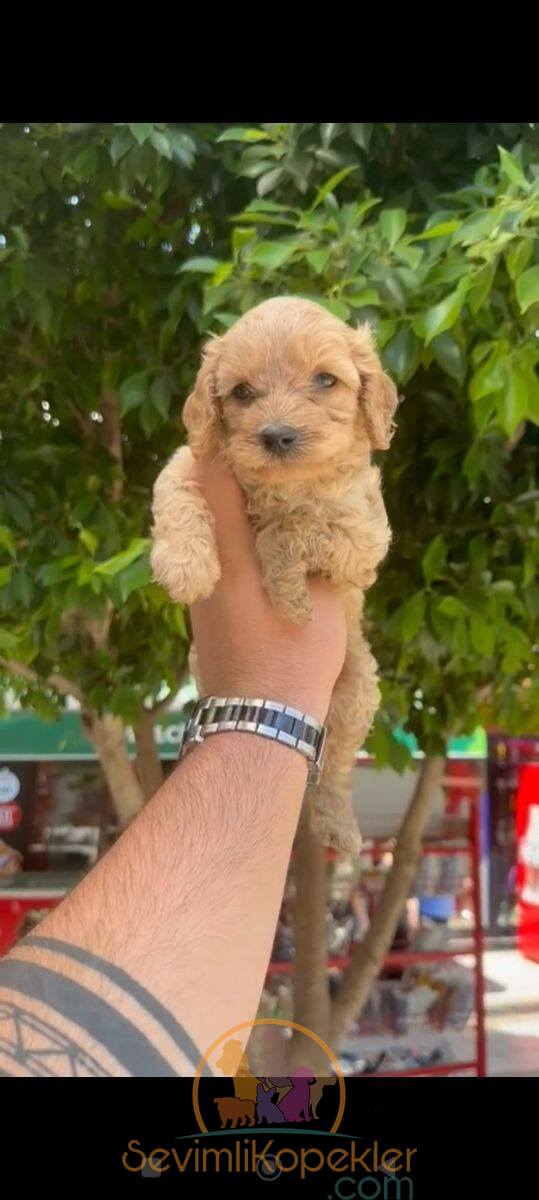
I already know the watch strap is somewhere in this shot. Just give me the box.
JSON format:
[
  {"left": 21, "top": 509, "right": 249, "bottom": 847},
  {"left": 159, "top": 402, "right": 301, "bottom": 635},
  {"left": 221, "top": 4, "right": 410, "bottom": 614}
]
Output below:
[{"left": 179, "top": 696, "right": 326, "bottom": 787}]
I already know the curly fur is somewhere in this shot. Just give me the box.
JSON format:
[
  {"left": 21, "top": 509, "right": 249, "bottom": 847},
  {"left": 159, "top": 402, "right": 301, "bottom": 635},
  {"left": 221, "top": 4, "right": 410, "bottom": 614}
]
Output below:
[{"left": 150, "top": 297, "right": 397, "bottom": 855}]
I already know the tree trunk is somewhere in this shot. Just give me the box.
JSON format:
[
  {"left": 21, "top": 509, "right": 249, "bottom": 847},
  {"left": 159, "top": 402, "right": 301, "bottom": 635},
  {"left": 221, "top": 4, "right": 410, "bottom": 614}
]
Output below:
[
  {"left": 289, "top": 798, "right": 331, "bottom": 1072},
  {"left": 328, "top": 754, "right": 445, "bottom": 1051},
  {"left": 134, "top": 710, "right": 164, "bottom": 802},
  {"left": 85, "top": 712, "right": 145, "bottom": 827}
]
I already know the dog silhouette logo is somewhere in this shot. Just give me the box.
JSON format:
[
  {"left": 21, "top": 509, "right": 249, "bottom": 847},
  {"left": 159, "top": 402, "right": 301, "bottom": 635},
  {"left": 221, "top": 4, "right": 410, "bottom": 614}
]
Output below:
[{"left": 192, "top": 1018, "right": 345, "bottom": 1134}]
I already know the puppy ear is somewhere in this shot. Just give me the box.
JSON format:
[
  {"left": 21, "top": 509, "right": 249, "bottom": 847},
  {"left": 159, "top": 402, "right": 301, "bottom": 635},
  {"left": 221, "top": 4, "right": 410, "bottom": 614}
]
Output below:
[
  {"left": 182, "top": 335, "right": 222, "bottom": 457},
  {"left": 348, "top": 324, "right": 398, "bottom": 451}
]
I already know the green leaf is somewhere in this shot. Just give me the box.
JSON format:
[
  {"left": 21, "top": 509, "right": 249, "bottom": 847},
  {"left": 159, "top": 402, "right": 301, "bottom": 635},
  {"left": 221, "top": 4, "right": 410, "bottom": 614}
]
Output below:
[
  {"left": 430, "top": 332, "right": 465, "bottom": 382},
  {"left": 109, "top": 128, "right": 132, "bottom": 166},
  {"left": 244, "top": 198, "right": 296, "bottom": 214},
  {"left": 128, "top": 123, "right": 154, "bottom": 145},
  {"left": 382, "top": 326, "right": 420, "bottom": 382},
  {"left": 39, "top": 558, "right": 79, "bottom": 585},
  {"left": 299, "top": 295, "right": 350, "bottom": 320},
  {"left": 3, "top": 491, "right": 32, "bottom": 532},
  {"left": 379, "top": 208, "right": 407, "bottom": 248},
  {"left": 79, "top": 528, "right": 98, "bottom": 556},
  {"left": 505, "top": 239, "right": 533, "bottom": 281},
  {"left": 468, "top": 262, "right": 497, "bottom": 314},
  {"left": 0, "top": 565, "right": 12, "bottom": 587},
  {"left": 257, "top": 168, "right": 285, "bottom": 197},
  {"left": 248, "top": 240, "right": 304, "bottom": 270},
  {"left": 212, "top": 262, "right": 234, "bottom": 287},
  {"left": 149, "top": 131, "right": 172, "bottom": 160},
  {"left": 469, "top": 348, "right": 505, "bottom": 401},
  {"left": 213, "top": 311, "right": 238, "bottom": 329},
  {"left": 150, "top": 375, "right": 174, "bottom": 420},
  {"left": 102, "top": 190, "right": 140, "bottom": 211},
  {"left": 139, "top": 396, "right": 161, "bottom": 438},
  {"left": 306, "top": 248, "right": 330, "bottom": 274},
  {"left": 309, "top": 166, "right": 357, "bottom": 212},
  {"left": 516, "top": 265, "right": 539, "bottom": 313},
  {"left": 422, "top": 281, "right": 469, "bottom": 345},
  {"left": 501, "top": 622, "right": 531, "bottom": 671},
  {"left": 117, "top": 554, "right": 151, "bottom": 602},
  {"left": 346, "top": 288, "right": 381, "bottom": 308},
  {"left": 422, "top": 535, "right": 447, "bottom": 586},
  {"left": 349, "top": 123, "right": 373, "bottom": 151},
  {"left": 11, "top": 569, "right": 33, "bottom": 608},
  {"left": 498, "top": 145, "right": 529, "bottom": 190},
  {"left": 216, "top": 128, "right": 269, "bottom": 143},
  {"left": 470, "top": 614, "right": 495, "bottom": 657},
  {"left": 0, "top": 526, "right": 16, "bottom": 557},
  {"left": 398, "top": 593, "right": 426, "bottom": 640},
  {"left": 438, "top": 596, "right": 469, "bottom": 619},
  {"left": 392, "top": 244, "right": 424, "bottom": 270},
  {"left": 455, "top": 208, "right": 501, "bottom": 246},
  {"left": 72, "top": 144, "right": 99, "bottom": 180},
  {"left": 451, "top": 620, "right": 469, "bottom": 657},
  {"left": 501, "top": 368, "right": 528, "bottom": 435},
  {"left": 167, "top": 130, "right": 196, "bottom": 168},
  {"left": 232, "top": 226, "right": 256, "bottom": 257},
  {"left": 95, "top": 538, "right": 150, "bottom": 577},
  {"left": 412, "top": 220, "right": 461, "bottom": 241},
  {"left": 119, "top": 371, "right": 150, "bottom": 416},
  {"left": 11, "top": 226, "right": 29, "bottom": 257},
  {"left": 178, "top": 257, "right": 221, "bottom": 274}
]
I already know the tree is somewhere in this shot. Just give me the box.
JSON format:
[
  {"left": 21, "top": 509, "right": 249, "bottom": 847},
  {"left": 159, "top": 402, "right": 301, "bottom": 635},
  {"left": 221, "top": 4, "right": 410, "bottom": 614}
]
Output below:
[
  {"left": 0, "top": 121, "right": 235, "bottom": 820},
  {"left": 193, "top": 122, "right": 539, "bottom": 1058},
  {"left": 1, "top": 123, "right": 538, "bottom": 1059}
]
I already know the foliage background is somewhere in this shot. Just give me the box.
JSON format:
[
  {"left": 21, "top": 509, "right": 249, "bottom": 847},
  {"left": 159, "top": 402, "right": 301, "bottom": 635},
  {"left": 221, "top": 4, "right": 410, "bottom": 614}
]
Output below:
[{"left": 0, "top": 121, "right": 538, "bottom": 804}]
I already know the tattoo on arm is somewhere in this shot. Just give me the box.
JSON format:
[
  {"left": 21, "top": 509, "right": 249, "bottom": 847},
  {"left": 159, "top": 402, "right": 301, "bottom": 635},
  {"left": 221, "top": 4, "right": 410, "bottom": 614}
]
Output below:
[{"left": 0, "top": 936, "right": 210, "bottom": 1078}]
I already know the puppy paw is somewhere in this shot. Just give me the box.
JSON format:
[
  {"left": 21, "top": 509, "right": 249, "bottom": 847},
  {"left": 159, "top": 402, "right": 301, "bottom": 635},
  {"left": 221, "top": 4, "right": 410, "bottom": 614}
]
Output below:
[{"left": 150, "top": 538, "right": 221, "bottom": 604}]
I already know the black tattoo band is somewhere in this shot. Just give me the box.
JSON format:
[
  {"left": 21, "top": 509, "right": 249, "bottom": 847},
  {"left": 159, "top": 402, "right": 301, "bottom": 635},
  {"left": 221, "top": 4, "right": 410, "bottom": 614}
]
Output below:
[
  {"left": 25, "top": 935, "right": 210, "bottom": 1076},
  {"left": 0, "top": 938, "right": 210, "bottom": 1078}
]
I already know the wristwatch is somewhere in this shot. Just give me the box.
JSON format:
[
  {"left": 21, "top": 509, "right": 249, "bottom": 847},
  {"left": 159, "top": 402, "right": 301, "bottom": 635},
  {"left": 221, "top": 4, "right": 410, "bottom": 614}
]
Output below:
[{"left": 179, "top": 696, "right": 327, "bottom": 787}]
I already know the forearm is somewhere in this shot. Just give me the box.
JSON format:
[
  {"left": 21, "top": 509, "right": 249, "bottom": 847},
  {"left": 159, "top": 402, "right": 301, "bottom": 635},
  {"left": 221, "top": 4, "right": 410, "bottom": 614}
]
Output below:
[{"left": 0, "top": 731, "right": 307, "bottom": 1075}]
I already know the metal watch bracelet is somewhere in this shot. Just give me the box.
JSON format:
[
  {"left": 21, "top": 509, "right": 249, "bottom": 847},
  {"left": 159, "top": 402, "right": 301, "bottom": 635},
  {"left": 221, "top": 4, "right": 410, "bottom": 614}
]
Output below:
[{"left": 178, "top": 696, "right": 327, "bottom": 787}]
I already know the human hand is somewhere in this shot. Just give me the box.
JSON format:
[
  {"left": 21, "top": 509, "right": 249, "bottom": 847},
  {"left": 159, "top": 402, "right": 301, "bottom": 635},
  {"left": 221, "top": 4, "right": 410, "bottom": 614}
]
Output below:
[{"left": 187, "top": 456, "right": 347, "bottom": 723}]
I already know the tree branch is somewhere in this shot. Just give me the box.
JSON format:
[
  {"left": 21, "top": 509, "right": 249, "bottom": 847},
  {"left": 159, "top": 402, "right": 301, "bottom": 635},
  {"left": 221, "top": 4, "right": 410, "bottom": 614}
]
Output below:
[
  {"left": 148, "top": 664, "right": 191, "bottom": 715},
  {"left": 100, "top": 388, "right": 124, "bottom": 503},
  {"left": 0, "top": 656, "right": 83, "bottom": 704}
]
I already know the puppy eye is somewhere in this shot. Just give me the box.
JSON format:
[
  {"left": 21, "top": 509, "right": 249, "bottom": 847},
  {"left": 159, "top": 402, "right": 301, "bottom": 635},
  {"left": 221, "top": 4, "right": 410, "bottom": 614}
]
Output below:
[
  {"left": 313, "top": 372, "right": 337, "bottom": 388},
  {"left": 231, "top": 382, "right": 253, "bottom": 403}
]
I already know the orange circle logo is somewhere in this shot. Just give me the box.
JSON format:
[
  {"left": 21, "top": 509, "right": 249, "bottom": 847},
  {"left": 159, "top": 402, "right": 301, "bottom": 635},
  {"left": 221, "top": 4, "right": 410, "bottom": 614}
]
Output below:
[{"left": 192, "top": 1018, "right": 345, "bottom": 1135}]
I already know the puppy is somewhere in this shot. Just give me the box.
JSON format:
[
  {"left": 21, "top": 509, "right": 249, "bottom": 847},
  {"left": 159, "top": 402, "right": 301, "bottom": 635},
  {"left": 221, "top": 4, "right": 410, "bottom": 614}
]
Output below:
[{"left": 150, "top": 297, "right": 397, "bottom": 854}]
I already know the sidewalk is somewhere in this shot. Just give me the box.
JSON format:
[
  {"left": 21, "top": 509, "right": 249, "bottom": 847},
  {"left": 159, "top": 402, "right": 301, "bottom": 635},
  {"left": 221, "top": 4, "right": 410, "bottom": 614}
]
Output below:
[
  {"left": 482, "top": 950, "right": 539, "bottom": 1077},
  {"left": 483, "top": 949, "right": 539, "bottom": 1015}
]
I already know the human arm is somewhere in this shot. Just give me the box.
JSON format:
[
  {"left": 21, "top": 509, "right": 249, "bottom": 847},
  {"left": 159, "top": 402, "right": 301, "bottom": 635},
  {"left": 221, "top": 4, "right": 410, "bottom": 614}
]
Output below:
[{"left": 0, "top": 457, "right": 346, "bottom": 1076}]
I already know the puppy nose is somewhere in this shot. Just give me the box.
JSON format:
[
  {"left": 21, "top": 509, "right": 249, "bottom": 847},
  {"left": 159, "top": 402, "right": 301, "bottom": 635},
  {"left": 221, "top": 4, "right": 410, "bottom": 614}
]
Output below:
[{"left": 260, "top": 424, "right": 299, "bottom": 454}]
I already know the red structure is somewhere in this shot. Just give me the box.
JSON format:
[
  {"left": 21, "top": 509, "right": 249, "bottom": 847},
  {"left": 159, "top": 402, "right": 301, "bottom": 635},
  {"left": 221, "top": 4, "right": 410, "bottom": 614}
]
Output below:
[
  {"left": 515, "top": 761, "right": 539, "bottom": 964},
  {"left": 267, "top": 759, "right": 487, "bottom": 1077}
]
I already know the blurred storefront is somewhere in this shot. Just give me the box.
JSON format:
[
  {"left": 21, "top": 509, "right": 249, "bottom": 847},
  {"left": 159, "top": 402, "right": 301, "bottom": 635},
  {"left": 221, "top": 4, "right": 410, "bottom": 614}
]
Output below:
[
  {"left": 0, "top": 710, "right": 184, "bottom": 952},
  {"left": 2, "top": 713, "right": 537, "bottom": 965}
]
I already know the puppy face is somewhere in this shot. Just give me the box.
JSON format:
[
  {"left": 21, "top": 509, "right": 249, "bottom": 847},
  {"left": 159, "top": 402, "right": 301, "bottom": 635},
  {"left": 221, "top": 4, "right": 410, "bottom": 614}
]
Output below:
[{"left": 183, "top": 297, "right": 397, "bottom": 484}]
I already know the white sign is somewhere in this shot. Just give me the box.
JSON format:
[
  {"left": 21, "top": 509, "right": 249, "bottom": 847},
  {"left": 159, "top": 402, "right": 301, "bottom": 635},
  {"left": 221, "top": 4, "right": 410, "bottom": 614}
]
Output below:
[{"left": 0, "top": 768, "right": 21, "bottom": 805}]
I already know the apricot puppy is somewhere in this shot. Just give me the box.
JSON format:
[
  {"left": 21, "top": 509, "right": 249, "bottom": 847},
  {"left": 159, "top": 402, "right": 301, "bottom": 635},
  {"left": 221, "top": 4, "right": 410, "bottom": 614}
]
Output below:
[{"left": 151, "top": 297, "right": 397, "bottom": 854}]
